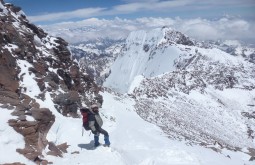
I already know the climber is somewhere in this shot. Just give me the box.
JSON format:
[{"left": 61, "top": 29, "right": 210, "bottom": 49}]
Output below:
[{"left": 80, "top": 104, "right": 110, "bottom": 147}]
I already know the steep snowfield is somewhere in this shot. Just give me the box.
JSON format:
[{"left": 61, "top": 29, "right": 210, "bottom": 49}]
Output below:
[
  {"left": 1, "top": 91, "right": 253, "bottom": 165},
  {"left": 104, "top": 27, "right": 255, "bottom": 94},
  {"left": 102, "top": 27, "right": 255, "bottom": 163},
  {"left": 104, "top": 28, "right": 182, "bottom": 93},
  {"left": 1, "top": 2, "right": 254, "bottom": 163},
  {"left": 1, "top": 48, "right": 254, "bottom": 163}
]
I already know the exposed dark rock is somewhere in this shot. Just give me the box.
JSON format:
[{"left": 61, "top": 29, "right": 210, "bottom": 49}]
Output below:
[
  {"left": 1, "top": 0, "right": 102, "bottom": 163},
  {"left": 70, "top": 39, "right": 124, "bottom": 85},
  {"left": 47, "top": 142, "right": 63, "bottom": 157},
  {"left": 2, "top": 163, "right": 26, "bottom": 165},
  {"left": 53, "top": 91, "right": 80, "bottom": 116},
  {"left": 57, "top": 142, "right": 69, "bottom": 153},
  {"left": 45, "top": 72, "right": 59, "bottom": 84},
  {"left": 249, "top": 53, "right": 255, "bottom": 63},
  {"left": 0, "top": 50, "right": 19, "bottom": 92},
  {"left": 164, "top": 28, "right": 194, "bottom": 46},
  {"left": 9, "top": 108, "right": 55, "bottom": 161},
  {"left": 11, "top": 110, "right": 25, "bottom": 116},
  {"left": 71, "top": 151, "right": 80, "bottom": 154},
  {"left": 242, "top": 111, "right": 255, "bottom": 119},
  {"left": 16, "top": 147, "right": 41, "bottom": 161},
  {"left": 24, "top": 22, "right": 47, "bottom": 39},
  {"left": 143, "top": 44, "right": 150, "bottom": 52},
  {"left": 17, "top": 115, "right": 26, "bottom": 121},
  {"left": 57, "top": 69, "right": 72, "bottom": 89}
]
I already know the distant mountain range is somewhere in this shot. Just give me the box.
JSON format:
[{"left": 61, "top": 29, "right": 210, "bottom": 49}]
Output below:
[
  {"left": 1, "top": 0, "right": 255, "bottom": 164},
  {"left": 70, "top": 39, "right": 124, "bottom": 85},
  {"left": 68, "top": 26, "right": 255, "bottom": 156},
  {"left": 103, "top": 27, "right": 255, "bottom": 156}
]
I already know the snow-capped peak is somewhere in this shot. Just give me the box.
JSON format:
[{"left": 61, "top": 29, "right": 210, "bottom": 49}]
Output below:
[
  {"left": 104, "top": 28, "right": 194, "bottom": 93},
  {"left": 103, "top": 27, "right": 255, "bottom": 158}
]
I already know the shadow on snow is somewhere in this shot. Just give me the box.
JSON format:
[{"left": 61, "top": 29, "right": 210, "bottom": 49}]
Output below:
[{"left": 78, "top": 140, "right": 95, "bottom": 150}]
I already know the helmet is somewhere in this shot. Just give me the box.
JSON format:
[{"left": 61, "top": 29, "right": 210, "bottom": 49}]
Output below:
[
  {"left": 91, "top": 104, "right": 99, "bottom": 113},
  {"left": 91, "top": 104, "right": 98, "bottom": 109}
]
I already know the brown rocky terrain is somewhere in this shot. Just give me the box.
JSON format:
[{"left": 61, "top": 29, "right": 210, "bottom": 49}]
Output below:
[{"left": 0, "top": 0, "right": 102, "bottom": 163}]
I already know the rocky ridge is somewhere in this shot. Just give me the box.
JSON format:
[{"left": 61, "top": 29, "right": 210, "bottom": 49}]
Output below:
[
  {"left": 104, "top": 27, "right": 255, "bottom": 159},
  {"left": 70, "top": 39, "right": 124, "bottom": 85},
  {"left": 0, "top": 0, "right": 101, "bottom": 164},
  {"left": 133, "top": 38, "right": 255, "bottom": 158}
]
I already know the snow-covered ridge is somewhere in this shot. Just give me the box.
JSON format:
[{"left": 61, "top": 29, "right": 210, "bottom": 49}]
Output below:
[
  {"left": 131, "top": 51, "right": 255, "bottom": 148},
  {"left": 103, "top": 27, "right": 255, "bottom": 159},
  {"left": 0, "top": 1, "right": 8, "bottom": 15},
  {"left": 104, "top": 27, "right": 193, "bottom": 93},
  {"left": 1, "top": 0, "right": 255, "bottom": 164},
  {"left": 104, "top": 27, "right": 255, "bottom": 93},
  {"left": 0, "top": 1, "right": 26, "bottom": 20}
]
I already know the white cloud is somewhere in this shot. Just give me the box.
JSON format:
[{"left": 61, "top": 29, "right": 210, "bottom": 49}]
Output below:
[
  {"left": 177, "top": 17, "right": 254, "bottom": 42},
  {"left": 28, "top": 7, "right": 105, "bottom": 22},
  {"left": 32, "top": 1, "right": 179, "bottom": 22},
  {"left": 27, "top": 0, "right": 255, "bottom": 24},
  {"left": 28, "top": 0, "right": 194, "bottom": 23},
  {"left": 42, "top": 17, "right": 255, "bottom": 45},
  {"left": 198, "top": 0, "right": 255, "bottom": 6},
  {"left": 110, "top": 0, "right": 193, "bottom": 14}
]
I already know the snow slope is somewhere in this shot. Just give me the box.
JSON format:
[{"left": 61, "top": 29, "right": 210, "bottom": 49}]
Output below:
[
  {"left": 104, "top": 28, "right": 183, "bottom": 93},
  {"left": 0, "top": 106, "right": 34, "bottom": 165},
  {"left": 104, "top": 27, "right": 255, "bottom": 94},
  {"left": 123, "top": 39, "right": 255, "bottom": 150},
  {"left": 1, "top": 91, "right": 252, "bottom": 165},
  {"left": 101, "top": 27, "right": 255, "bottom": 163}
]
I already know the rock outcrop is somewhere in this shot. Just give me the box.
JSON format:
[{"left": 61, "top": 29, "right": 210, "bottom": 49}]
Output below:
[
  {"left": 104, "top": 27, "right": 255, "bottom": 159},
  {"left": 0, "top": 0, "right": 101, "bottom": 163},
  {"left": 70, "top": 39, "right": 124, "bottom": 85}
]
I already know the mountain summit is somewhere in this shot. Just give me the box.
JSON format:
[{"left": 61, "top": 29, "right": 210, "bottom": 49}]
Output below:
[
  {"left": 1, "top": 0, "right": 255, "bottom": 164},
  {"left": 104, "top": 27, "right": 254, "bottom": 93},
  {"left": 104, "top": 27, "right": 194, "bottom": 93},
  {"left": 104, "top": 26, "right": 255, "bottom": 159}
]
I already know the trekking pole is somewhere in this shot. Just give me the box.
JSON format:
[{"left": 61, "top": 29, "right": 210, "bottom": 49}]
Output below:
[{"left": 82, "top": 125, "right": 84, "bottom": 136}]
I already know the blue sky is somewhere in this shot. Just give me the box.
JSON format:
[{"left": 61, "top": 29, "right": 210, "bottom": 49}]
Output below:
[
  {"left": 3, "top": 0, "right": 255, "bottom": 44},
  {"left": 4, "top": 0, "right": 255, "bottom": 25}
]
